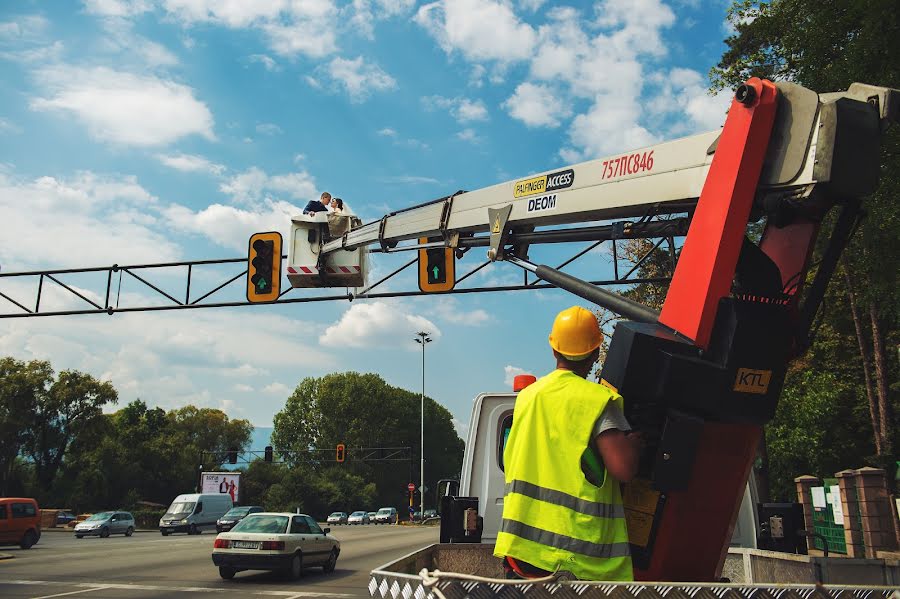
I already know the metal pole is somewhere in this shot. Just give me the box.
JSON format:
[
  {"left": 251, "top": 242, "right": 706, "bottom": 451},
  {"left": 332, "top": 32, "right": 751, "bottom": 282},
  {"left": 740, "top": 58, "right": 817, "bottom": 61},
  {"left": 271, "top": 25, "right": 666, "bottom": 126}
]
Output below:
[
  {"left": 420, "top": 335, "right": 425, "bottom": 522},
  {"left": 414, "top": 331, "right": 431, "bottom": 523}
]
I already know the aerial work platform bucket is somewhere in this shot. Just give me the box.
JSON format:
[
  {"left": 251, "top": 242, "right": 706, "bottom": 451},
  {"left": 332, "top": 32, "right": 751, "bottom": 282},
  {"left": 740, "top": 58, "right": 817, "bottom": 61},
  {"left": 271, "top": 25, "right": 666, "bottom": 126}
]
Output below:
[{"left": 286, "top": 212, "right": 367, "bottom": 288}]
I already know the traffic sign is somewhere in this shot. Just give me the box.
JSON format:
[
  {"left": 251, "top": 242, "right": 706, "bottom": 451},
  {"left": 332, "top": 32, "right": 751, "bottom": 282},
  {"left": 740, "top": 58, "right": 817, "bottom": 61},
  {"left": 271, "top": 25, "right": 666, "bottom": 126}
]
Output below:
[{"left": 407, "top": 483, "right": 416, "bottom": 492}]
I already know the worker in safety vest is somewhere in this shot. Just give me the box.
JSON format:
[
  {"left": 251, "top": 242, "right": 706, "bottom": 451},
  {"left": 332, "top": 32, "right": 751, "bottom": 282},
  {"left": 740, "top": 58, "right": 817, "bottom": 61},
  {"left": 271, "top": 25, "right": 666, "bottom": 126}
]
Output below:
[{"left": 494, "top": 306, "right": 641, "bottom": 581}]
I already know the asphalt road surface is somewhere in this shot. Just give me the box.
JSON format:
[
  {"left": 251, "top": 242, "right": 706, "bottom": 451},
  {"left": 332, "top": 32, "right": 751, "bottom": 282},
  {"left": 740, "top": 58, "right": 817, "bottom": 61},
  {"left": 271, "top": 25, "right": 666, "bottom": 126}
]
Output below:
[{"left": 0, "top": 524, "right": 438, "bottom": 599}]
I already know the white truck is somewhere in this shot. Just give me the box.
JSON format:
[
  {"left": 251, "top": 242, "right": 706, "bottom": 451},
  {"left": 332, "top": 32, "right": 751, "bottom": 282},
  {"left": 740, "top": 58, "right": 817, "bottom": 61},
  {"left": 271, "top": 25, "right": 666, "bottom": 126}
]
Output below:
[{"left": 355, "top": 79, "right": 899, "bottom": 597}]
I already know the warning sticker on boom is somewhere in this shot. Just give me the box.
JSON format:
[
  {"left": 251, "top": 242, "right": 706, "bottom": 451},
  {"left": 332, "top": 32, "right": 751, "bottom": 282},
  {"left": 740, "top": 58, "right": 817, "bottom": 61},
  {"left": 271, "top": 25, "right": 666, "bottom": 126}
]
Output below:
[{"left": 514, "top": 169, "right": 574, "bottom": 198}]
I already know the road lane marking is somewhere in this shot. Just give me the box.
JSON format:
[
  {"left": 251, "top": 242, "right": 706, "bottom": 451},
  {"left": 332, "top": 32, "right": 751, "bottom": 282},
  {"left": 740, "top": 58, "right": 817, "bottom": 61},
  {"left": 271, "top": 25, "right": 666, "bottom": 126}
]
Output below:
[
  {"left": 1, "top": 580, "right": 356, "bottom": 596},
  {"left": 29, "top": 587, "right": 109, "bottom": 599}
]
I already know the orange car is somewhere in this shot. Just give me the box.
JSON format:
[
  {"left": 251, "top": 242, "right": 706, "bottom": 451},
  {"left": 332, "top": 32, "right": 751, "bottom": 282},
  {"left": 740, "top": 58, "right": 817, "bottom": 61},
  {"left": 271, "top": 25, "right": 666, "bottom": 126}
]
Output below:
[{"left": 0, "top": 498, "right": 41, "bottom": 549}]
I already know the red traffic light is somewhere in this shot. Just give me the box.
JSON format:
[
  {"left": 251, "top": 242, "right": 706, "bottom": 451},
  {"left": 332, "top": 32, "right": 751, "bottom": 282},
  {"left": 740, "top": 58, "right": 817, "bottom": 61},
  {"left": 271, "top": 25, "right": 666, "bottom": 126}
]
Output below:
[{"left": 336, "top": 443, "right": 345, "bottom": 463}]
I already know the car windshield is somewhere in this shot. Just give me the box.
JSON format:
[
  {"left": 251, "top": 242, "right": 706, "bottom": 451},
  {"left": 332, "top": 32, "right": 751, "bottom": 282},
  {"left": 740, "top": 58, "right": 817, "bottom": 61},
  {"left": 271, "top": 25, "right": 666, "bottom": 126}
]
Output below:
[
  {"left": 377, "top": 508, "right": 391, "bottom": 515},
  {"left": 231, "top": 515, "right": 288, "bottom": 534},
  {"left": 329, "top": 512, "right": 343, "bottom": 517},
  {"left": 224, "top": 507, "right": 250, "bottom": 517},
  {"left": 85, "top": 512, "right": 112, "bottom": 521},
  {"left": 165, "top": 502, "right": 195, "bottom": 516},
  {"left": 350, "top": 511, "right": 365, "bottom": 516}
]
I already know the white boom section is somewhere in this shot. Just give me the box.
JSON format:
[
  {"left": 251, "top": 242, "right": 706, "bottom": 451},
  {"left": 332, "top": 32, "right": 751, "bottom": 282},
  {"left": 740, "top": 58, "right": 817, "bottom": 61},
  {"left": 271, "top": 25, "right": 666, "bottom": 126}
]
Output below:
[{"left": 319, "top": 82, "right": 896, "bottom": 255}]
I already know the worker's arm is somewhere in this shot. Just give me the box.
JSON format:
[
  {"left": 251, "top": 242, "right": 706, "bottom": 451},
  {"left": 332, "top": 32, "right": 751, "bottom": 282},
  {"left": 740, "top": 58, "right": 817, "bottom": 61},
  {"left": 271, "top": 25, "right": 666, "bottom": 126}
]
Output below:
[{"left": 594, "top": 430, "right": 642, "bottom": 483}]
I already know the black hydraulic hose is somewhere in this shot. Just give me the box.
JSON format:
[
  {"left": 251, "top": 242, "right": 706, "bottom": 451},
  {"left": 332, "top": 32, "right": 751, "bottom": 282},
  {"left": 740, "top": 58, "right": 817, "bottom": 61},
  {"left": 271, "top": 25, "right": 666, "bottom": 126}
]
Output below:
[{"left": 531, "top": 262, "right": 660, "bottom": 324}]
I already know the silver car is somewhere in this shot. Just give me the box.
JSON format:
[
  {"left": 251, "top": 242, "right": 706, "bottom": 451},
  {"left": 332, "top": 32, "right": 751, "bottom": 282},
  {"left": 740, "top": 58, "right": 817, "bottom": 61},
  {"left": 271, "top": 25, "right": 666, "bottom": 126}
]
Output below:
[{"left": 75, "top": 511, "right": 135, "bottom": 538}]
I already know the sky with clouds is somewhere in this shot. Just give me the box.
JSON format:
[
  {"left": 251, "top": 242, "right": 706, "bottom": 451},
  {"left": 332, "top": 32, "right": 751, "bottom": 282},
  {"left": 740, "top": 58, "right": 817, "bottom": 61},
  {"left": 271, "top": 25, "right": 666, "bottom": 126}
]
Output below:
[{"left": 0, "top": 0, "right": 735, "bottom": 437}]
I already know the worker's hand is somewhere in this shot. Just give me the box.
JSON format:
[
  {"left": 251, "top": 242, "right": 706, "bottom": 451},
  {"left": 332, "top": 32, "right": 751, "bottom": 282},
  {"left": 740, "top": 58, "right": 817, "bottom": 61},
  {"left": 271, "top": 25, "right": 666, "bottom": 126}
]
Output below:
[{"left": 596, "top": 430, "right": 642, "bottom": 483}]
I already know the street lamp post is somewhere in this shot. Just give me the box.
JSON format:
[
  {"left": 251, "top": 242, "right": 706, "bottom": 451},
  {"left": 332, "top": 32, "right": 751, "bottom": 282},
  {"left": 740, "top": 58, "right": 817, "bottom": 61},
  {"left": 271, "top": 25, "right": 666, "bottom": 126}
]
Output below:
[{"left": 414, "top": 331, "right": 431, "bottom": 522}]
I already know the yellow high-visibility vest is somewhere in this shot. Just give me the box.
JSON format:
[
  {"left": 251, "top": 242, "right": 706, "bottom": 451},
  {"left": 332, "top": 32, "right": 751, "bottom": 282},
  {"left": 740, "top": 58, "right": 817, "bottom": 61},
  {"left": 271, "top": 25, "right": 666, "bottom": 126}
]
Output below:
[{"left": 494, "top": 369, "right": 633, "bottom": 581}]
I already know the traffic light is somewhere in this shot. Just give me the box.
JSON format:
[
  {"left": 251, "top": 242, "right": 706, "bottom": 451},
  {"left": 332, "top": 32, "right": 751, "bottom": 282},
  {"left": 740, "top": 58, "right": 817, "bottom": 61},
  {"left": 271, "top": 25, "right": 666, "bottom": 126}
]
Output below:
[
  {"left": 247, "top": 232, "right": 282, "bottom": 303},
  {"left": 336, "top": 443, "right": 346, "bottom": 463},
  {"left": 418, "top": 237, "right": 455, "bottom": 293},
  {"left": 227, "top": 448, "right": 238, "bottom": 464},
  {"left": 264, "top": 446, "right": 273, "bottom": 462}
]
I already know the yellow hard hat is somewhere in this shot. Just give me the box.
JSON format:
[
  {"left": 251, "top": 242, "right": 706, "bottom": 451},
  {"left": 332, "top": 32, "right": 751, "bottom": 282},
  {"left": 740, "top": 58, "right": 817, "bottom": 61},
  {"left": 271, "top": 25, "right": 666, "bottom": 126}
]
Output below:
[{"left": 548, "top": 306, "right": 602, "bottom": 360}]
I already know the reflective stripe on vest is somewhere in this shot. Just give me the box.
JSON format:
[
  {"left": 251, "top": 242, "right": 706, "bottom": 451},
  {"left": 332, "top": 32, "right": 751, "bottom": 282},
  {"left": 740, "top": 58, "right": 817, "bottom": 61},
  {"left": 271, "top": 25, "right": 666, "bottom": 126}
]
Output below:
[
  {"left": 500, "top": 519, "right": 631, "bottom": 559},
  {"left": 505, "top": 480, "right": 625, "bottom": 520}
]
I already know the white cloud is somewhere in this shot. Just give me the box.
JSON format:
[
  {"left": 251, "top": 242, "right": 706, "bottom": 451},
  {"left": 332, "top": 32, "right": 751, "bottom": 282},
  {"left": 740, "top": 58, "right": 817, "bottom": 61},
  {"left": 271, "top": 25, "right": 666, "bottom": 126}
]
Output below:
[
  {"left": 432, "top": 297, "right": 490, "bottom": 325},
  {"left": 415, "top": 0, "right": 536, "bottom": 63},
  {"left": 563, "top": 94, "right": 657, "bottom": 160},
  {"left": 155, "top": 152, "right": 225, "bottom": 175},
  {"left": 248, "top": 53, "right": 278, "bottom": 71},
  {"left": 377, "top": 127, "right": 397, "bottom": 137},
  {"left": 163, "top": 199, "right": 301, "bottom": 253},
  {"left": 323, "top": 56, "right": 396, "bottom": 102},
  {"left": 0, "top": 308, "right": 335, "bottom": 414},
  {"left": 452, "top": 417, "right": 470, "bottom": 439},
  {"left": 0, "top": 15, "right": 50, "bottom": 41},
  {"left": 31, "top": 66, "right": 214, "bottom": 147},
  {"left": 83, "top": 0, "right": 153, "bottom": 17},
  {"left": 219, "top": 166, "right": 317, "bottom": 204},
  {"left": 263, "top": 382, "right": 290, "bottom": 394},
  {"left": 646, "top": 68, "right": 731, "bottom": 134},
  {"left": 377, "top": 175, "right": 440, "bottom": 185},
  {"left": 456, "top": 128, "right": 482, "bottom": 143},
  {"left": 159, "top": 0, "right": 339, "bottom": 58},
  {"left": 255, "top": 122, "right": 283, "bottom": 135},
  {"left": 0, "top": 118, "right": 22, "bottom": 134},
  {"left": 423, "top": 95, "right": 489, "bottom": 123},
  {"left": 504, "top": 365, "right": 529, "bottom": 387},
  {"left": 347, "top": 0, "right": 417, "bottom": 40},
  {"left": 503, "top": 82, "right": 571, "bottom": 128},
  {"left": 320, "top": 301, "right": 441, "bottom": 349},
  {"left": 0, "top": 171, "right": 181, "bottom": 269}
]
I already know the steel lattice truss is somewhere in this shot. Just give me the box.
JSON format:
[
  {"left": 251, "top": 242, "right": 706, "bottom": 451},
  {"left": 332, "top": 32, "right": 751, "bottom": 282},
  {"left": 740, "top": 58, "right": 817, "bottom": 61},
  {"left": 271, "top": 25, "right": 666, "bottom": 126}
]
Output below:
[{"left": 0, "top": 215, "right": 687, "bottom": 319}]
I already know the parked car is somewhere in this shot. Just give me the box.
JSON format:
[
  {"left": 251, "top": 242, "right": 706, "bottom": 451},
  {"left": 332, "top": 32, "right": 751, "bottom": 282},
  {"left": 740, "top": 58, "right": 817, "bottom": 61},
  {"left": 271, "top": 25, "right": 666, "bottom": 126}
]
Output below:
[
  {"left": 55, "top": 510, "right": 77, "bottom": 526},
  {"left": 74, "top": 511, "right": 135, "bottom": 538},
  {"left": 326, "top": 511, "right": 348, "bottom": 525},
  {"left": 373, "top": 507, "right": 398, "bottom": 524},
  {"left": 423, "top": 509, "right": 438, "bottom": 519},
  {"left": 212, "top": 512, "right": 340, "bottom": 580},
  {"left": 159, "top": 493, "right": 233, "bottom": 535},
  {"left": 0, "top": 497, "right": 41, "bottom": 549},
  {"left": 367, "top": 511, "right": 377, "bottom": 523},
  {"left": 347, "top": 511, "right": 369, "bottom": 525},
  {"left": 217, "top": 506, "right": 264, "bottom": 533}
]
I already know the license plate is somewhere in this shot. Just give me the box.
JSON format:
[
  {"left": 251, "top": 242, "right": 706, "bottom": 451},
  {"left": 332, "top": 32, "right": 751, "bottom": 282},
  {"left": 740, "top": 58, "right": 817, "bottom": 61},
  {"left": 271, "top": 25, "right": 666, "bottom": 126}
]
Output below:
[{"left": 232, "top": 541, "right": 259, "bottom": 549}]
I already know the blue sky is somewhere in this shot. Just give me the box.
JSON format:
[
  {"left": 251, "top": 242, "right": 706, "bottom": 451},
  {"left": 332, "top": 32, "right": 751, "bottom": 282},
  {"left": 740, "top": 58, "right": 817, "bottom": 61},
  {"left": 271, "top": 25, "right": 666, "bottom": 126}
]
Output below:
[{"left": 0, "top": 0, "right": 735, "bottom": 437}]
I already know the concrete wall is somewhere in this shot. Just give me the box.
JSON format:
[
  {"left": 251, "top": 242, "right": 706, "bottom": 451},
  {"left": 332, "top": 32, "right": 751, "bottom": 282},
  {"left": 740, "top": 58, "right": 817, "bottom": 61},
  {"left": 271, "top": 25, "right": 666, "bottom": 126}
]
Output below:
[{"left": 725, "top": 547, "right": 900, "bottom": 585}]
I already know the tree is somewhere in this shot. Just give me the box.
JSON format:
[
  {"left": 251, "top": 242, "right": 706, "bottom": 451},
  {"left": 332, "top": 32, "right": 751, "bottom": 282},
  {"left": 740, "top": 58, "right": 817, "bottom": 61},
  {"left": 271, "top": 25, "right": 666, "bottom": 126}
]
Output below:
[
  {"left": 712, "top": 0, "right": 899, "bottom": 486},
  {"left": 23, "top": 370, "right": 117, "bottom": 490},
  {"left": 0, "top": 358, "right": 52, "bottom": 494},
  {"left": 272, "top": 372, "right": 464, "bottom": 510}
]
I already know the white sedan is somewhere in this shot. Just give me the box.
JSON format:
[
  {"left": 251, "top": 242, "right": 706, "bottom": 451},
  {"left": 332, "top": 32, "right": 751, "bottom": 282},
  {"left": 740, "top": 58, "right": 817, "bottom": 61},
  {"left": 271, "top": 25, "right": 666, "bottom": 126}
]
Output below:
[
  {"left": 211, "top": 513, "right": 340, "bottom": 580},
  {"left": 347, "top": 511, "right": 369, "bottom": 525}
]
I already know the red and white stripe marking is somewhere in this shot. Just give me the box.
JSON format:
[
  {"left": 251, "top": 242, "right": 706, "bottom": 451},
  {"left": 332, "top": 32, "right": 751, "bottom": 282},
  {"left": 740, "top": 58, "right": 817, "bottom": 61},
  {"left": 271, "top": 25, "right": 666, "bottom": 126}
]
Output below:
[{"left": 288, "top": 266, "right": 361, "bottom": 275}]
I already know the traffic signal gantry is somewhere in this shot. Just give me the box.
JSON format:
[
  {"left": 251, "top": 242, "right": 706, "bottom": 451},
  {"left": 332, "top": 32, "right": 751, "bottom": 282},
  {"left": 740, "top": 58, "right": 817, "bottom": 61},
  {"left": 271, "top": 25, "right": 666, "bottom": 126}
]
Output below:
[
  {"left": 247, "top": 232, "right": 283, "bottom": 303},
  {"left": 417, "top": 237, "right": 455, "bottom": 293}
]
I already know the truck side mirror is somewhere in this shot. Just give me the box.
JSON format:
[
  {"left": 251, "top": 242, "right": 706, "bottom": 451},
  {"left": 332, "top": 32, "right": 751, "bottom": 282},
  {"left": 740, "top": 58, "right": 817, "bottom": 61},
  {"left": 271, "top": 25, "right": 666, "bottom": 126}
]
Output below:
[{"left": 435, "top": 479, "right": 460, "bottom": 515}]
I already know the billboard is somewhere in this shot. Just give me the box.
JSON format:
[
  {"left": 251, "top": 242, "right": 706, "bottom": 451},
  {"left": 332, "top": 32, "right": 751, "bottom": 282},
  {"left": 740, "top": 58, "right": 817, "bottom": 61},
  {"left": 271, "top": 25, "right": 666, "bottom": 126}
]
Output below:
[{"left": 202, "top": 471, "right": 240, "bottom": 503}]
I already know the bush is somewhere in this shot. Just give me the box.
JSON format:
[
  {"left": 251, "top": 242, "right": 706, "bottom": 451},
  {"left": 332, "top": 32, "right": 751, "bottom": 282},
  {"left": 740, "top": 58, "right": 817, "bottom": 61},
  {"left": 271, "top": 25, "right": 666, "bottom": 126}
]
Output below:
[{"left": 131, "top": 509, "right": 165, "bottom": 529}]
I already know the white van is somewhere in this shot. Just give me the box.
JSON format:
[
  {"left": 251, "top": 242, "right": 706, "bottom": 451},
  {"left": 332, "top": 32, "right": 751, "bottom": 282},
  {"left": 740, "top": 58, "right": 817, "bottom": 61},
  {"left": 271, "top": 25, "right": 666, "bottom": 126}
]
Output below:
[{"left": 159, "top": 493, "right": 233, "bottom": 536}]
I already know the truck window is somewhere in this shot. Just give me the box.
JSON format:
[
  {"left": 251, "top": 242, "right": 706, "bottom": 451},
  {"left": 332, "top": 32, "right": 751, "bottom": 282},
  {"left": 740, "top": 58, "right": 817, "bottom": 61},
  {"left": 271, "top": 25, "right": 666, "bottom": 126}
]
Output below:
[
  {"left": 195, "top": 502, "right": 203, "bottom": 513},
  {"left": 0, "top": 505, "right": 6, "bottom": 519},
  {"left": 12, "top": 502, "right": 36, "bottom": 518},
  {"left": 498, "top": 414, "right": 513, "bottom": 471}
]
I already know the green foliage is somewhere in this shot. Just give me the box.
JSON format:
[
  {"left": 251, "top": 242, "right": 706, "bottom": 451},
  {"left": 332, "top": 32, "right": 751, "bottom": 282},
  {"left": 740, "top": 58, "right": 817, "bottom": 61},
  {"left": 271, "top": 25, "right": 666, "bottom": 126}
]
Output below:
[
  {"left": 766, "top": 368, "right": 872, "bottom": 500},
  {"left": 714, "top": 0, "right": 900, "bottom": 495},
  {"left": 272, "top": 371, "right": 464, "bottom": 511}
]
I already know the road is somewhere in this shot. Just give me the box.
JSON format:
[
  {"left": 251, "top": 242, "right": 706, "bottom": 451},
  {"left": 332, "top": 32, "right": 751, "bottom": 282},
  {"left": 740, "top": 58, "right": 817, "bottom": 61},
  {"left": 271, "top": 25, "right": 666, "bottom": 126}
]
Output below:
[{"left": 0, "top": 524, "right": 437, "bottom": 599}]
